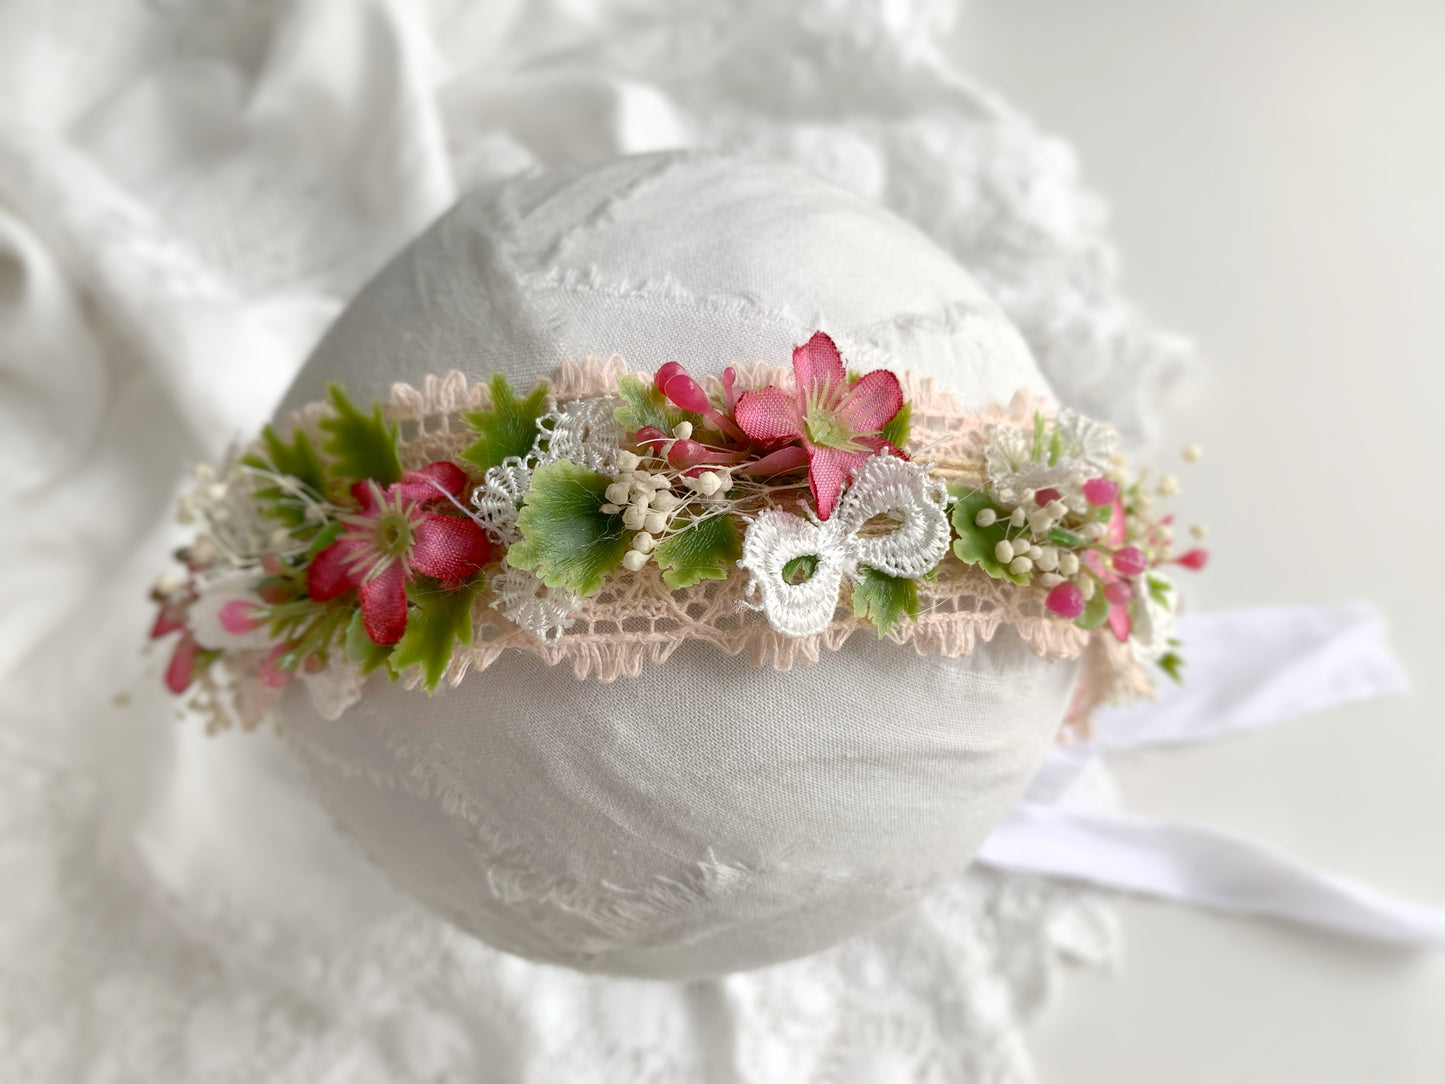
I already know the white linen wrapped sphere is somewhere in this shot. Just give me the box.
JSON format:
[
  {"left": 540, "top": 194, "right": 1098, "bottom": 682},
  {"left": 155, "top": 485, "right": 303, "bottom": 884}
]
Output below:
[{"left": 277, "top": 152, "right": 1077, "bottom": 978}]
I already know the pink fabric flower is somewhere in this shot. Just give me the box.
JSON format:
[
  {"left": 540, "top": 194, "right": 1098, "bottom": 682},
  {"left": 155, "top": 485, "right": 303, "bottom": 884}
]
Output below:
[
  {"left": 1083, "top": 498, "right": 1134, "bottom": 641},
  {"left": 306, "top": 461, "right": 490, "bottom": 646},
  {"left": 734, "top": 332, "right": 905, "bottom": 520}
]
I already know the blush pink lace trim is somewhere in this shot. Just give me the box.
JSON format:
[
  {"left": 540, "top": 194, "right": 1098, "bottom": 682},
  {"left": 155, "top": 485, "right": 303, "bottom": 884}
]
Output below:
[{"left": 281, "top": 359, "right": 1146, "bottom": 720}]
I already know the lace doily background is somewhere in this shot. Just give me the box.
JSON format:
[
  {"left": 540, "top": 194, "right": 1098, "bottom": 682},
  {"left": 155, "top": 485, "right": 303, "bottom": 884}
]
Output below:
[{"left": 0, "top": 1, "right": 1191, "bottom": 1080}]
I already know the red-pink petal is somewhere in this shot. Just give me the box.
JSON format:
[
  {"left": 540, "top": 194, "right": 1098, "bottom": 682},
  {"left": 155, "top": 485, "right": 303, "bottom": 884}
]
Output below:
[
  {"left": 411, "top": 514, "right": 491, "bottom": 585},
  {"left": 164, "top": 633, "right": 201, "bottom": 694},
  {"left": 1105, "top": 498, "right": 1127, "bottom": 547},
  {"left": 151, "top": 597, "right": 190, "bottom": 639},
  {"left": 734, "top": 444, "right": 811, "bottom": 476},
  {"left": 395, "top": 461, "right": 469, "bottom": 505},
  {"left": 1108, "top": 603, "right": 1132, "bottom": 642},
  {"left": 722, "top": 367, "right": 741, "bottom": 414},
  {"left": 836, "top": 369, "right": 904, "bottom": 434},
  {"left": 306, "top": 538, "right": 369, "bottom": 601},
  {"left": 735, "top": 386, "right": 805, "bottom": 444},
  {"left": 792, "top": 331, "right": 848, "bottom": 406},
  {"left": 351, "top": 479, "right": 383, "bottom": 513},
  {"left": 358, "top": 561, "right": 409, "bottom": 645},
  {"left": 807, "top": 445, "right": 869, "bottom": 521}
]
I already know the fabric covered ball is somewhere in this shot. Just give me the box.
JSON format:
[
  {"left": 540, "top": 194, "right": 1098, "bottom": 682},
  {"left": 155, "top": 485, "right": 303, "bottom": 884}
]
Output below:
[{"left": 276, "top": 152, "right": 1077, "bottom": 979}]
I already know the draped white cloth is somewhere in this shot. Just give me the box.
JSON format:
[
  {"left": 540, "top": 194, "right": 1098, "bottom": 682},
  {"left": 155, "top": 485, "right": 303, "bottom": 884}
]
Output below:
[{"left": 1, "top": 2, "right": 1436, "bottom": 1081}]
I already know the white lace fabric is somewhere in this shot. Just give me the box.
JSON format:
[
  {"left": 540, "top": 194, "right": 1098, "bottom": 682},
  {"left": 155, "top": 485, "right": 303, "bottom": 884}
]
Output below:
[{"left": 0, "top": 1, "right": 1193, "bottom": 1080}]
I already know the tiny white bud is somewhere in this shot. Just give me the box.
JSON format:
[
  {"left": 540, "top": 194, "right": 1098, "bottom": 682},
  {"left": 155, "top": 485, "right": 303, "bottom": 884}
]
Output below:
[
  {"left": 1081, "top": 522, "right": 1107, "bottom": 541},
  {"left": 1046, "top": 499, "right": 1069, "bottom": 518},
  {"left": 621, "top": 549, "right": 649, "bottom": 572},
  {"left": 1021, "top": 489, "right": 1036, "bottom": 505},
  {"left": 695, "top": 471, "right": 722, "bottom": 496},
  {"left": 974, "top": 508, "right": 998, "bottom": 527},
  {"left": 622, "top": 506, "right": 646, "bottom": 530},
  {"left": 1156, "top": 474, "right": 1180, "bottom": 497},
  {"left": 269, "top": 527, "right": 292, "bottom": 548},
  {"left": 615, "top": 450, "right": 641, "bottom": 472},
  {"left": 1035, "top": 547, "right": 1060, "bottom": 572},
  {"left": 652, "top": 492, "right": 681, "bottom": 513},
  {"left": 600, "top": 503, "right": 623, "bottom": 515},
  {"left": 1009, "top": 507, "right": 1027, "bottom": 528},
  {"left": 1009, "top": 555, "right": 1034, "bottom": 575},
  {"left": 630, "top": 482, "right": 654, "bottom": 505},
  {"left": 646, "top": 473, "right": 672, "bottom": 490},
  {"left": 632, "top": 531, "right": 656, "bottom": 553},
  {"left": 1190, "top": 523, "right": 1209, "bottom": 540},
  {"left": 672, "top": 421, "right": 694, "bottom": 440},
  {"left": 1182, "top": 443, "right": 1204, "bottom": 463},
  {"left": 643, "top": 511, "right": 667, "bottom": 534},
  {"left": 155, "top": 570, "right": 187, "bottom": 597},
  {"left": 1079, "top": 576, "right": 1097, "bottom": 600},
  {"left": 994, "top": 540, "right": 1015, "bottom": 563},
  {"left": 190, "top": 535, "right": 218, "bottom": 565},
  {"left": 1039, "top": 573, "right": 1064, "bottom": 588},
  {"left": 605, "top": 482, "right": 631, "bottom": 505},
  {"left": 1027, "top": 545, "right": 1043, "bottom": 561},
  {"left": 1028, "top": 509, "right": 1055, "bottom": 536},
  {"left": 206, "top": 483, "right": 228, "bottom": 502},
  {"left": 1059, "top": 552, "right": 1080, "bottom": 576}
]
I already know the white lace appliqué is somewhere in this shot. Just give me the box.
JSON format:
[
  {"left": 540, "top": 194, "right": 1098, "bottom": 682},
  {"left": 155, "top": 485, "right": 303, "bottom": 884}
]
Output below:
[
  {"left": 740, "top": 456, "right": 952, "bottom": 638},
  {"left": 489, "top": 566, "right": 581, "bottom": 642}
]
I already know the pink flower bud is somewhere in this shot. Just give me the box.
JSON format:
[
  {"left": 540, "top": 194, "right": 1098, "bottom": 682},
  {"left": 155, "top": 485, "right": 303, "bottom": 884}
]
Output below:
[
  {"left": 1104, "top": 580, "right": 1133, "bottom": 606},
  {"left": 1174, "top": 547, "right": 1210, "bottom": 570},
  {"left": 1083, "top": 478, "right": 1119, "bottom": 506},
  {"left": 633, "top": 425, "right": 670, "bottom": 447},
  {"left": 655, "top": 362, "right": 712, "bottom": 413},
  {"left": 219, "top": 598, "right": 264, "bottom": 634},
  {"left": 259, "top": 643, "right": 294, "bottom": 690},
  {"left": 1046, "top": 581, "right": 1086, "bottom": 620},
  {"left": 1112, "top": 546, "right": 1148, "bottom": 576},
  {"left": 1034, "top": 487, "right": 1061, "bottom": 505},
  {"left": 164, "top": 634, "right": 201, "bottom": 694}
]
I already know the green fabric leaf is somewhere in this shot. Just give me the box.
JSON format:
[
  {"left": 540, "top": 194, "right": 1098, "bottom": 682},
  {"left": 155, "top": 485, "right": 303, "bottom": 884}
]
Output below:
[
  {"left": 850, "top": 566, "right": 919, "bottom": 638},
  {"left": 506, "top": 460, "right": 632, "bottom": 597},
  {"left": 1157, "top": 650, "right": 1185, "bottom": 684},
  {"left": 240, "top": 425, "right": 326, "bottom": 526},
  {"left": 782, "top": 554, "right": 818, "bottom": 584},
  {"left": 1077, "top": 588, "right": 1110, "bottom": 630},
  {"left": 1146, "top": 574, "right": 1175, "bottom": 609},
  {"left": 948, "top": 487, "right": 1030, "bottom": 585},
  {"left": 1048, "top": 527, "right": 1087, "bottom": 549},
  {"left": 459, "top": 374, "right": 550, "bottom": 472},
  {"left": 345, "top": 608, "right": 395, "bottom": 676},
  {"left": 652, "top": 514, "right": 743, "bottom": 589},
  {"left": 389, "top": 577, "right": 484, "bottom": 693},
  {"left": 318, "top": 382, "right": 402, "bottom": 485},
  {"left": 881, "top": 401, "right": 912, "bottom": 448},
  {"left": 613, "top": 374, "right": 701, "bottom": 437}
]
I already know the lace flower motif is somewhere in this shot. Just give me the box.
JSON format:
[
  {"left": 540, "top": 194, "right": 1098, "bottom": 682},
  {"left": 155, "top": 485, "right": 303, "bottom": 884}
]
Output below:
[
  {"left": 739, "top": 457, "right": 951, "bottom": 637},
  {"left": 472, "top": 457, "right": 533, "bottom": 544},
  {"left": 489, "top": 566, "right": 580, "bottom": 643}
]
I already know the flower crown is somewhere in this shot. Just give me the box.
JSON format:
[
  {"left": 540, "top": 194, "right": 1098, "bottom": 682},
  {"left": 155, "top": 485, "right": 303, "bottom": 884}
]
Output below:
[{"left": 151, "top": 332, "right": 1207, "bottom": 730}]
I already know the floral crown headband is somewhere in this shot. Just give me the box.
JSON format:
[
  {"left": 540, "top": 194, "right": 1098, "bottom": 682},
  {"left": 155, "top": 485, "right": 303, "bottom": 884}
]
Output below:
[{"left": 151, "top": 332, "right": 1208, "bottom": 730}]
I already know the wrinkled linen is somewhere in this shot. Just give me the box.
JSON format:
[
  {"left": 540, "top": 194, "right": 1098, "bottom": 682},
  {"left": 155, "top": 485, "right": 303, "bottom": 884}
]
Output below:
[{"left": 0, "top": 0, "right": 1255, "bottom": 1080}]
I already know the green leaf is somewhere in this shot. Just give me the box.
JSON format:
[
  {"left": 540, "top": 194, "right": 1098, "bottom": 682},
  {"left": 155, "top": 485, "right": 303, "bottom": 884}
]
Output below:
[
  {"left": 782, "top": 554, "right": 819, "bottom": 584},
  {"left": 850, "top": 566, "right": 919, "bottom": 638},
  {"left": 652, "top": 514, "right": 742, "bottom": 589},
  {"left": 881, "top": 401, "right": 912, "bottom": 448},
  {"left": 1048, "top": 527, "right": 1087, "bottom": 549},
  {"left": 389, "top": 577, "right": 484, "bottom": 693},
  {"left": 241, "top": 424, "right": 326, "bottom": 526},
  {"left": 345, "top": 608, "right": 395, "bottom": 676},
  {"left": 948, "top": 487, "right": 1030, "bottom": 585},
  {"left": 318, "top": 382, "right": 402, "bottom": 485},
  {"left": 459, "top": 374, "right": 550, "bottom": 472},
  {"left": 1157, "top": 650, "right": 1186, "bottom": 684},
  {"left": 506, "top": 460, "right": 633, "bottom": 597},
  {"left": 613, "top": 374, "right": 702, "bottom": 437},
  {"left": 1146, "top": 574, "right": 1175, "bottom": 610},
  {"left": 1076, "top": 587, "right": 1110, "bottom": 630},
  {"left": 1031, "top": 412, "right": 1046, "bottom": 461}
]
